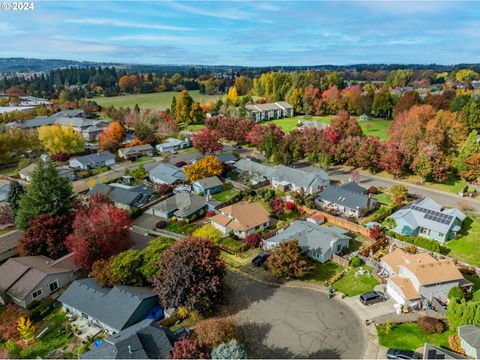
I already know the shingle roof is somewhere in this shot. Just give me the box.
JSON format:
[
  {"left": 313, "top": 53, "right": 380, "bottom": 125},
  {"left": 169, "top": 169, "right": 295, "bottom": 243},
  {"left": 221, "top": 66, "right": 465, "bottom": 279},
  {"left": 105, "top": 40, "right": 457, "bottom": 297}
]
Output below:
[
  {"left": 88, "top": 184, "right": 154, "bottom": 208},
  {"left": 245, "top": 101, "right": 293, "bottom": 112},
  {"left": 211, "top": 201, "right": 270, "bottom": 231},
  {"left": 71, "top": 151, "right": 115, "bottom": 166},
  {"left": 271, "top": 165, "right": 329, "bottom": 189},
  {"left": 148, "top": 163, "right": 185, "bottom": 185},
  {"left": 0, "top": 183, "right": 10, "bottom": 202},
  {"left": 316, "top": 182, "right": 375, "bottom": 211},
  {"left": 150, "top": 193, "right": 206, "bottom": 218},
  {"left": 193, "top": 176, "right": 222, "bottom": 190},
  {"left": 216, "top": 153, "right": 238, "bottom": 164},
  {"left": 59, "top": 278, "right": 156, "bottom": 333},
  {"left": 458, "top": 325, "right": 480, "bottom": 349},
  {"left": 233, "top": 159, "right": 276, "bottom": 178},
  {"left": 119, "top": 144, "right": 154, "bottom": 156},
  {"left": 0, "top": 230, "right": 21, "bottom": 255}
]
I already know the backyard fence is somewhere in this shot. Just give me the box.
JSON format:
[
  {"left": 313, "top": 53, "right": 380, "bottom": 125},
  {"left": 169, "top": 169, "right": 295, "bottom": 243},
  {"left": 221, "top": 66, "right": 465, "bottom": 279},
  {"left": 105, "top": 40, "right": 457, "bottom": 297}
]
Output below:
[
  {"left": 224, "top": 179, "right": 249, "bottom": 191},
  {"left": 332, "top": 254, "right": 349, "bottom": 267}
]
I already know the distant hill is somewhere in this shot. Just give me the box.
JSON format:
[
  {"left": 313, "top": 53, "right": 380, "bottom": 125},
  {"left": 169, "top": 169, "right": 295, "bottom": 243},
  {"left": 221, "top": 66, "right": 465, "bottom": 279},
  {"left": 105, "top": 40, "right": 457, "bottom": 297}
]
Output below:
[{"left": 0, "top": 58, "right": 120, "bottom": 73}]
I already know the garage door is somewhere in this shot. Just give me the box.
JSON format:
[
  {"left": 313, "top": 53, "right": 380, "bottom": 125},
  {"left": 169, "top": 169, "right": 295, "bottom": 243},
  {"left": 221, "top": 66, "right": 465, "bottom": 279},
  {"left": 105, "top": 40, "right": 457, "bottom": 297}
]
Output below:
[{"left": 387, "top": 283, "right": 405, "bottom": 305}]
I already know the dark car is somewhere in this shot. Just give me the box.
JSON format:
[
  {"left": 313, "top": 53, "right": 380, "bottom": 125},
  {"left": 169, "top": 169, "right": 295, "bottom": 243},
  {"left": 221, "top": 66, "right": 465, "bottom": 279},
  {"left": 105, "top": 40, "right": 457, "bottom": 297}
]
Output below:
[
  {"left": 359, "top": 291, "right": 386, "bottom": 306},
  {"left": 386, "top": 349, "right": 419, "bottom": 359},
  {"left": 175, "top": 161, "right": 187, "bottom": 168},
  {"left": 252, "top": 252, "right": 269, "bottom": 267}
]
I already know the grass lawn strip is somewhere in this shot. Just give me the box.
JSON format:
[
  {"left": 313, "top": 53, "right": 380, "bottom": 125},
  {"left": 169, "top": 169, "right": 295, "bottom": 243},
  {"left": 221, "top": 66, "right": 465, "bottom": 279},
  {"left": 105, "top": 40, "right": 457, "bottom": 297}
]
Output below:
[
  {"left": 332, "top": 265, "right": 378, "bottom": 296},
  {"left": 164, "top": 221, "right": 197, "bottom": 235},
  {"left": 445, "top": 212, "right": 480, "bottom": 267},
  {"left": 305, "top": 261, "right": 344, "bottom": 285},
  {"left": 212, "top": 187, "right": 239, "bottom": 202}
]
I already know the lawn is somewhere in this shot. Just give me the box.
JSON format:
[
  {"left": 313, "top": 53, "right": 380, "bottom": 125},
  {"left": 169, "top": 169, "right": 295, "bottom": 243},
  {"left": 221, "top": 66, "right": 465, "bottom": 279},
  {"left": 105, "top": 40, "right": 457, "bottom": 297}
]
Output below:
[
  {"left": 464, "top": 274, "right": 480, "bottom": 301},
  {"left": 182, "top": 124, "right": 205, "bottom": 132},
  {"left": 332, "top": 265, "right": 378, "bottom": 296},
  {"left": 446, "top": 212, "right": 480, "bottom": 267},
  {"left": 377, "top": 322, "right": 453, "bottom": 351},
  {"left": 374, "top": 193, "right": 393, "bottom": 206},
  {"left": 217, "top": 237, "right": 246, "bottom": 254},
  {"left": 164, "top": 221, "right": 197, "bottom": 235},
  {"left": 212, "top": 187, "right": 239, "bottom": 202},
  {"left": 92, "top": 90, "right": 223, "bottom": 111},
  {"left": 305, "top": 261, "right": 344, "bottom": 285}
]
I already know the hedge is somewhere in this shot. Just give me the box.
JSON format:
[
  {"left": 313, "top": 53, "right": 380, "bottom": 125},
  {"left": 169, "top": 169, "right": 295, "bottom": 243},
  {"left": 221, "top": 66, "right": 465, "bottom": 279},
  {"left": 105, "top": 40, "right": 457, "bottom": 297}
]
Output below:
[{"left": 386, "top": 230, "right": 450, "bottom": 255}]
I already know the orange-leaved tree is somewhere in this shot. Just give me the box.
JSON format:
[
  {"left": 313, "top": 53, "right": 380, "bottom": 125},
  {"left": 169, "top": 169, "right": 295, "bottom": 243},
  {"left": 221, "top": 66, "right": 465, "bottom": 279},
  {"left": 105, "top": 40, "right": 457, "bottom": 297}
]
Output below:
[{"left": 99, "top": 121, "right": 126, "bottom": 152}]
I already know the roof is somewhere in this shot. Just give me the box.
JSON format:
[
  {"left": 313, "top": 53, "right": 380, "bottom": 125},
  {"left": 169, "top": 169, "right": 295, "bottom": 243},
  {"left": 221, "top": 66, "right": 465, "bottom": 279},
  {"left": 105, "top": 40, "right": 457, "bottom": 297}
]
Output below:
[
  {"left": 389, "top": 198, "right": 466, "bottom": 235},
  {"left": 271, "top": 165, "right": 329, "bottom": 188},
  {"left": 316, "top": 182, "right": 375, "bottom": 211},
  {"left": 150, "top": 193, "right": 206, "bottom": 218},
  {"left": 50, "top": 109, "right": 85, "bottom": 118},
  {"left": 81, "top": 319, "right": 175, "bottom": 359},
  {"left": 381, "top": 248, "right": 464, "bottom": 286},
  {"left": 0, "top": 253, "right": 78, "bottom": 300},
  {"left": 0, "top": 231, "right": 21, "bottom": 255},
  {"left": 71, "top": 151, "right": 115, "bottom": 166},
  {"left": 299, "top": 120, "right": 329, "bottom": 130},
  {"left": 148, "top": 163, "right": 185, "bottom": 185},
  {"left": 88, "top": 184, "right": 154, "bottom": 208},
  {"left": 211, "top": 201, "right": 270, "bottom": 231},
  {"left": 458, "top": 325, "right": 480, "bottom": 348},
  {"left": 245, "top": 101, "right": 293, "bottom": 112},
  {"left": 390, "top": 276, "right": 420, "bottom": 300},
  {"left": 119, "top": 144, "right": 154, "bottom": 155},
  {"left": 265, "top": 221, "right": 350, "bottom": 254},
  {"left": 18, "top": 163, "right": 38, "bottom": 178},
  {"left": 156, "top": 138, "right": 186, "bottom": 148},
  {"left": 423, "top": 343, "right": 467, "bottom": 359},
  {"left": 234, "top": 158, "right": 276, "bottom": 178},
  {"left": 59, "top": 278, "right": 156, "bottom": 332},
  {"left": 193, "top": 176, "right": 223, "bottom": 189},
  {"left": 0, "top": 183, "right": 10, "bottom": 202},
  {"left": 216, "top": 153, "right": 238, "bottom": 164}
]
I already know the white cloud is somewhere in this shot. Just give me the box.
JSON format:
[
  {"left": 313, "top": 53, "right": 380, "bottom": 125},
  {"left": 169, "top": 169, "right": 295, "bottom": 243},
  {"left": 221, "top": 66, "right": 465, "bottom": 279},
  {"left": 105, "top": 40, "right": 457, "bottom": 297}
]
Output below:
[
  {"left": 64, "top": 18, "right": 195, "bottom": 31},
  {"left": 166, "top": 1, "right": 250, "bottom": 20}
]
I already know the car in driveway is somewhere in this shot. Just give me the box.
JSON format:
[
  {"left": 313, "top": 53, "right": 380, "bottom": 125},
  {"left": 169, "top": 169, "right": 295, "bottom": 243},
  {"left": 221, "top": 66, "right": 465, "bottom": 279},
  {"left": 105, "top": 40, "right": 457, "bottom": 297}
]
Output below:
[
  {"left": 386, "top": 349, "right": 419, "bottom": 359},
  {"left": 359, "top": 291, "right": 386, "bottom": 306},
  {"left": 252, "top": 252, "right": 269, "bottom": 267}
]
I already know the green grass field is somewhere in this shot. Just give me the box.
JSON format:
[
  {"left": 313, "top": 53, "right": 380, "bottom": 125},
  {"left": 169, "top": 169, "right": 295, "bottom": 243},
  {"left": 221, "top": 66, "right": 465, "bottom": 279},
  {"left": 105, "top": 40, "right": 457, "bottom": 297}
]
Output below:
[
  {"left": 332, "top": 266, "right": 379, "bottom": 296},
  {"left": 446, "top": 212, "right": 480, "bottom": 266},
  {"left": 92, "top": 90, "right": 223, "bottom": 111},
  {"left": 212, "top": 187, "right": 239, "bottom": 202},
  {"left": 305, "top": 261, "right": 344, "bottom": 285},
  {"left": 464, "top": 274, "right": 480, "bottom": 301}
]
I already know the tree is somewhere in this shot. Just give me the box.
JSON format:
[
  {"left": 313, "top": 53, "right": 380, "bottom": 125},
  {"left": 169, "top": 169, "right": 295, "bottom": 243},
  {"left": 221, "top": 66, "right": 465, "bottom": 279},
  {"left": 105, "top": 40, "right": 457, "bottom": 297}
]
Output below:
[
  {"left": 369, "top": 225, "right": 385, "bottom": 241},
  {"left": 0, "top": 304, "right": 21, "bottom": 341},
  {"left": 376, "top": 141, "right": 406, "bottom": 177},
  {"left": 175, "top": 90, "right": 194, "bottom": 122},
  {"left": 184, "top": 155, "right": 223, "bottom": 182},
  {"left": 16, "top": 162, "right": 74, "bottom": 230},
  {"left": 190, "top": 102, "right": 204, "bottom": 124},
  {"left": 139, "top": 237, "right": 174, "bottom": 282},
  {"left": 234, "top": 76, "right": 251, "bottom": 96},
  {"left": 460, "top": 152, "right": 480, "bottom": 181},
  {"left": 0, "top": 203, "right": 13, "bottom": 226},
  {"left": 386, "top": 69, "right": 413, "bottom": 87},
  {"left": 90, "top": 258, "right": 114, "bottom": 287},
  {"left": 383, "top": 217, "right": 397, "bottom": 230},
  {"left": 17, "top": 317, "right": 35, "bottom": 344},
  {"left": 227, "top": 86, "right": 238, "bottom": 103},
  {"left": 245, "top": 233, "right": 261, "bottom": 248},
  {"left": 260, "top": 124, "right": 285, "bottom": 159},
  {"left": 153, "top": 237, "right": 225, "bottom": 313},
  {"left": 66, "top": 194, "right": 133, "bottom": 270},
  {"left": 411, "top": 144, "right": 448, "bottom": 182},
  {"left": 99, "top": 121, "right": 126, "bottom": 152},
  {"left": 462, "top": 100, "right": 480, "bottom": 132},
  {"left": 170, "top": 338, "right": 210, "bottom": 360},
  {"left": 246, "top": 124, "right": 266, "bottom": 149},
  {"left": 455, "top": 69, "right": 479, "bottom": 82},
  {"left": 38, "top": 125, "right": 85, "bottom": 155},
  {"left": 7, "top": 181, "right": 25, "bottom": 219},
  {"left": 110, "top": 249, "right": 145, "bottom": 286},
  {"left": 393, "top": 90, "right": 419, "bottom": 116},
  {"left": 212, "top": 340, "right": 247, "bottom": 360},
  {"left": 448, "top": 286, "right": 465, "bottom": 303},
  {"left": 131, "top": 165, "right": 148, "bottom": 180},
  {"left": 191, "top": 128, "right": 223, "bottom": 155},
  {"left": 372, "top": 91, "right": 394, "bottom": 118},
  {"left": 266, "top": 240, "right": 313, "bottom": 279},
  {"left": 330, "top": 111, "right": 363, "bottom": 138},
  {"left": 268, "top": 197, "right": 284, "bottom": 216},
  {"left": 195, "top": 317, "right": 239, "bottom": 347},
  {"left": 388, "top": 185, "right": 408, "bottom": 205},
  {"left": 18, "top": 214, "right": 72, "bottom": 259},
  {"left": 192, "top": 224, "right": 222, "bottom": 243},
  {"left": 302, "top": 85, "right": 323, "bottom": 115}
]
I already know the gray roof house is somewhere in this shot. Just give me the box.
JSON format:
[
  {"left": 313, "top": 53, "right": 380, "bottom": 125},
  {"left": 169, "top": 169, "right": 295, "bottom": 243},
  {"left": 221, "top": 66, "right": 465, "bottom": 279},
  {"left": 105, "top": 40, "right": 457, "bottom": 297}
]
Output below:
[
  {"left": 155, "top": 138, "right": 190, "bottom": 153},
  {"left": 50, "top": 109, "right": 86, "bottom": 118},
  {"left": 88, "top": 184, "right": 156, "bottom": 209},
  {"left": 270, "top": 165, "right": 329, "bottom": 195},
  {"left": 81, "top": 319, "right": 176, "bottom": 359},
  {"left": 148, "top": 163, "right": 186, "bottom": 185},
  {"left": 146, "top": 193, "right": 207, "bottom": 220},
  {"left": 0, "top": 231, "right": 22, "bottom": 263},
  {"left": 423, "top": 343, "right": 466, "bottom": 359},
  {"left": 233, "top": 158, "right": 276, "bottom": 178},
  {"left": 264, "top": 220, "right": 351, "bottom": 263},
  {"left": 69, "top": 151, "right": 116, "bottom": 170},
  {"left": 0, "top": 254, "right": 79, "bottom": 308},
  {"left": 458, "top": 325, "right": 480, "bottom": 359},
  {"left": 59, "top": 278, "right": 158, "bottom": 334},
  {"left": 192, "top": 176, "right": 223, "bottom": 195},
  {"left": 298, "top": 120, "right": 329, "bottom": 131},
  {"left": 316, "top": 182, "right": 377, "bottom": 218},
  {"left": 118, "top": 144, "right": 154, "bottom": 159}
]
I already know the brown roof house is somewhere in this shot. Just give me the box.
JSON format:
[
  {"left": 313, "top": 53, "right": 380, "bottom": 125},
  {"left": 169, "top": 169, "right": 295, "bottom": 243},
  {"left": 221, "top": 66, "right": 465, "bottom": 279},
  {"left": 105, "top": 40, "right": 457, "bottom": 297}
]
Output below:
[
  {"left": 210, "top": 201, "right": 270, "bottom": 239},
  {"left": 380, "top": 248, "right": 470, "bottom": 306},
  {"left": 0, "top": 254, "right": 79, "bottom": 308}
]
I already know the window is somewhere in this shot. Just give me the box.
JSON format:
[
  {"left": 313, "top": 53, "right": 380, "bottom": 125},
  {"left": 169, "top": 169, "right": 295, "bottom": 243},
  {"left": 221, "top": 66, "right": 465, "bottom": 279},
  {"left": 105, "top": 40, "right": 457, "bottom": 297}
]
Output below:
[
  {"left": 32, "top": 288, "right": 42, "bottom": 299},
  {"left": 420, "top": 227, "right": 431, "bottom": 236},
  {"left": 49, "top": 280, "right": 59, "bottom": 294}
]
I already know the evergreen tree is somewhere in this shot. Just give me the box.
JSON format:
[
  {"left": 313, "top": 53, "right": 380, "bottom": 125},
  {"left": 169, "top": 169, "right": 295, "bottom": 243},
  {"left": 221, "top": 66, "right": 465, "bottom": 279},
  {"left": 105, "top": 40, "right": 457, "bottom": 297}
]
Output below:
[
  {"left": 170, "top": 96, "right": 177, "bottom": 117},
  {"left": 134, "top": 103, "right": 140, "bottom": 113},
  {"left": 7, "top": 181, "right": 25, "bottom": 219},
  {"left": 456, "top": 130, "right": 479, "bottom": 173},
  {"left": 15, "top": 162, "right": 75, "bottom": 230}
]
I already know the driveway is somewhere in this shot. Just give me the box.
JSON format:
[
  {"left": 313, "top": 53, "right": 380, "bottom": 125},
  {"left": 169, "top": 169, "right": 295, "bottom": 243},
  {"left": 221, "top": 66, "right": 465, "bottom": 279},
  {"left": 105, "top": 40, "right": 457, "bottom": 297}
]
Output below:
[
  {"left": 342, "top": 294, "right": 397, "bottom": 322},
  {"left": 224, "top": 272, "right": 366, "bottom": 359}
]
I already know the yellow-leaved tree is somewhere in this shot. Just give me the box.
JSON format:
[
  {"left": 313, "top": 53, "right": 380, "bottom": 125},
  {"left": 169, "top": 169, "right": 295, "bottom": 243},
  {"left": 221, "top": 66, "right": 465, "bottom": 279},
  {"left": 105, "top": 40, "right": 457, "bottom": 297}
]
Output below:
[
  {"left": 17, "top": 316, "right": 35, "bottom": 343},
  {"left": 183, "top": 155, "right": 223, "bottom": 182},
  {"left": 38, "top": 125, "right": 85, "bottom": 155}
]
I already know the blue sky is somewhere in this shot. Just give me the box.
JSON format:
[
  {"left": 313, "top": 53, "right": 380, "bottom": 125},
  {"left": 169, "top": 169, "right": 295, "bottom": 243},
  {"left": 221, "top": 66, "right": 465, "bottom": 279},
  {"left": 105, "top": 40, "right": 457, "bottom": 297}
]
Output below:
[{"left": 1, "top": 1, "right": 479, "bottom": 66}]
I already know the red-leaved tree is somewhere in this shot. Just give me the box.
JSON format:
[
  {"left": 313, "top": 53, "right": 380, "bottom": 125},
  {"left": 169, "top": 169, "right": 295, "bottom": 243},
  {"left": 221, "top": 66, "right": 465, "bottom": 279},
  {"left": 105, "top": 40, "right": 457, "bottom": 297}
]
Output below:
[
  {"left": 268, "top": 197, "right": 285, "bottom": 216},
  {"left": 66, "top": 194, "right": 133, "bottom": 270},
  {"left": 245, "top": 233, "right": 262, "bottom": 248},
  {"left": 170, "top": 338, "right": 210, "bottom": 359},
  {"left": 0, "top": 203, "right": 13, "bottom": 226},
  {"left": 191, "top": 128, "right": 223, "bottom": 155}
]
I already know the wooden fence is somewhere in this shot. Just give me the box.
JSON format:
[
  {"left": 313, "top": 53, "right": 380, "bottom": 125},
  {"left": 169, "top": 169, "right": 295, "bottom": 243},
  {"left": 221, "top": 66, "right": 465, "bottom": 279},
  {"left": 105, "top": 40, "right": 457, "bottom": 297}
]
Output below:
[{"left": 332, "top": 254, "right": 349, "bottom": 267}]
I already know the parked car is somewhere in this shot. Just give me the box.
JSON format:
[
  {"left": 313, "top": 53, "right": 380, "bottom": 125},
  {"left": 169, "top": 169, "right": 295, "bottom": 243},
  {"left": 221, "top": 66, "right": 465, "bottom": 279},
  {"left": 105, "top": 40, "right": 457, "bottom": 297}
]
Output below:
[
  {"left": 175, "top": 161, "right": 187, "bottom": 168},
  {"left": 386, "top": 349, "right": 419, "bottom": 359},
  {"left": 233, "top": 144, "right": 242, "bottom": 149},
  {"left": 252, "top": 252, "right": 269, "bottom": 267},
  {"left": 359, "top": 291, "right": 386, "bottom": 306}
]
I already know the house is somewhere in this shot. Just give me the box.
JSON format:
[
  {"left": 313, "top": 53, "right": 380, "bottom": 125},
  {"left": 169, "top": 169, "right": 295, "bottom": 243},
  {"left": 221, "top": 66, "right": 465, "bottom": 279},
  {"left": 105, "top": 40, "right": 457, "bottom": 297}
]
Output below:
[
  {"left": 423, "top": 343, "right": 466, "bottom": 359},
  {"left": 50, "top": 109, "right": 86, "bottom": 118},
  {"left": 146, "top": 193, "right": 207, "bottom": 220},
  {"left": 216, "top": 152, "right": 238, "bottom": 165},
  {"left": 156, "top": 138, "right": 190, "bottom": 153},
  {"left": 380, "top": 248, "right": 470, "bottom": 305},
  {"left": 316, "top": 182, "right": 377, "bottom": 218},
  {"left": 0, "top": 231, "right": 22, "bottom": 263},
  {"left": 458, "top": 325, "right": 480, "bottom": 359},
  {"left": 264, "top": 220, "right": 350, "bottom": 263},
  {"left": 18, "top": 163, "right": 38, "bottom": 181},
  {"left": 149, "top": 163, "right": 186, "bottom": 185},
  {"left": 87, "top": 184, "right": 156, "bottom": 210},
  {"left": 233, "top": 158, "right": 276, "bottom": 179},
  {"left": 298, "top": 120, "right": 329, "bottom": 131},
  {"left": 210, "top": 201, "right": 270, "bottom": 239},
  {"left": 0, "top": 254, "right": 79, "bottom": 308},
  {"left": 69, "top": 151, "right": 116, "bottom": 170},
  {"left": 386, "top": 198, "right": 466, "bottom": 243},
  {"left": 59, "top": 278, "right": 158, "bottom": 334},
  {"left": 192, "top": 176, "right": 223, "bottom": 195},
  {"left": 81, "top": 319, "right": 177, "bottom": 359},
  {"left": 118, "top": 144, "right": 154, "bottom": 159},
  {"left": 245, "top": 101, "right": 294, "bottom": 122},
  {"left": 270, "top": 165, "right": 329, "bottom": 195}
]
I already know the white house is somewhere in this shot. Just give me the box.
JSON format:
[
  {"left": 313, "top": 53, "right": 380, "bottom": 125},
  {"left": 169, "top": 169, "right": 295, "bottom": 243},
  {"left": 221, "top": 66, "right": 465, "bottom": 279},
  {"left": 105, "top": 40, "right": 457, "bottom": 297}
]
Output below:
[
  {"left": 156, "top": 138, "right": 190, "bottom": 153},
  {"left": 245, "top": 101, "right": 294, "bottom": 122},
  {"left": 69, "top": 151, "right": 116, "bottom": 170}
]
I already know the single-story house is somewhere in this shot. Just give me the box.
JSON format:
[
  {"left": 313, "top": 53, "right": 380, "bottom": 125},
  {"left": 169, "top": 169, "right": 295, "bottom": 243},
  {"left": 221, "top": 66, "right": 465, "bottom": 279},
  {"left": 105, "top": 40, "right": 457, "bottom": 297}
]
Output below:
[
  {"left": 423, "top": 343, "right": 466, "bottom": 359},
  {"left": 233, "top": 158, "right": 276, "bottom": 184},
  {"left": 458, "top": 325, "right": 480, "bottom": 359},
  {"left": 18, "top": 163, "right": 38, "bottom": 181},
  {"left": 0, "top": 231, "right": 22, "bottom": 263},
  {"left": 146, "top": 193, "right": 207, "bottom": 220},
  {"left": 380, "top": 248, "right": 471, "bottom": 305},
  {"left": 148, "top": 163, "right": 186, "bottom": 185},
  {"left": 264, "top": 220, "right": 350, "bottom": 263},
  {"left": 386, "top": 198, "right": 466, "bottom": 243},
  {"left": 0, "top": 253, "right": 79, "bottom": 308},
  {"left": 316, "top": 182, "right": 377, "bottom": 218},
  {"left": 192, "top": 176, "right": 223, "bottom": 195},
  {"left": 81, "top": 319, "right": 177, "bottom": 359},
  {"left": 118, "top": 144, "right": 154, "bottom": 159},
  {"left": 69, "top": 151, "right": 116, "bottom": 170},
  {"left": 87, "top": 184, "right": 156, "bottom": 210},
  {"left": 245, "top": 101, "right": 294, "bottom": 122},
  {"left": 59, "top": 278, "right": 158, "bottom": 334},
  {"left": 210, "top": 201, "right": 270, "bottom": 239},
  {"left": 270, "top": 165, "right": 329, "bottom": 195},
  {"left": 19, "top": 163, "right": 76, "bottom": 182},
  {"left": 50, "top": 109, "right": 86, "bottom": 118},
  {"left": 155, "top": 138, "right": 190, "bottom": 153}
]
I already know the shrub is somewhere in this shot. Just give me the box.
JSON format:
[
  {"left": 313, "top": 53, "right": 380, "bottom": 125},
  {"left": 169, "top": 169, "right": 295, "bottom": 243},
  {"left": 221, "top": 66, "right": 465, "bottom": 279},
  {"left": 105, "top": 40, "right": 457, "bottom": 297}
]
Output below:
[
  {"left": 51, "top": 152, "right": 70, "bottom": 162},
  {"left": 192, "top": 224, "right": 223, "bottom": 243},
  {"left": 195, "top": 317, "right": 239, "bottom": 347},
  {"left": 156, "top": 220, "right": 167, "bottom": 229},
  {"left": 211, "top": 340, "right": 247, "bottom": 359},
  {"left": 385, "top": 230, "right": 449, "bottom": 255},
  {"left": 205, "top": 210, "right": 216, "bottom": 218},
  {"left": 349, "top": 256, "right": 363, "bottom": 268},
  {"left": 263, "top": 189, "right": 275, "bottom": 201},
  {"left": 170, "top": 338, "right": 210, "bottom": 359},
  {"left": 155, "top": 184, "right": 173, "bottom": 196},
  {"left": 448, "top": 286, "right": 465, "bottom": 302},
  {"left": 244, "top": 233, "right": 261, "bottom": 248},
  {"left": 285, "top": 201, "right": 296, "bottom": 211},
  {"left": 367, "top": 186, "right": 379, "bottom": 194},
  {"left": 129, "top": 207, "right": 144, "bottom": 219},
  {"left": 268, "top": 197, "right": 285, "bottom": 216},
  {"left": 369, "top": 225, "right": 385, "bottom": 240},
  {"left": 266, "top": 240, "right": 313, "bottom": 279},
  {"left": 177, "top": 307, "right": 189, "bottom": 320},
  {"left": 77, "top": 170, "right": 91, "bottom": 178},
  {"left": 417, "top": 316, "right": 445, "bottom": 334}
]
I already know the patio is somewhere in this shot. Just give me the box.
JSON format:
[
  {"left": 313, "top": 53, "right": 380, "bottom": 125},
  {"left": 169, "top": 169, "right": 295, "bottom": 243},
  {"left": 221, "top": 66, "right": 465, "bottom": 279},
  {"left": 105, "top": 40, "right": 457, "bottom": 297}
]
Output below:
[{"left": 71, "top": 316, "right": 102, "bottom": 341}]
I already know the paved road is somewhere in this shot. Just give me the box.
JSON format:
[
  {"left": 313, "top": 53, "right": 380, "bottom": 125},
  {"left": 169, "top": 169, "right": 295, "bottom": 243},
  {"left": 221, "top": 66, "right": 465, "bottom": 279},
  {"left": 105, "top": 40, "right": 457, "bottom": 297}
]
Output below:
[{"left": 224, "top": 272, "right": 366, "bottom": 359}]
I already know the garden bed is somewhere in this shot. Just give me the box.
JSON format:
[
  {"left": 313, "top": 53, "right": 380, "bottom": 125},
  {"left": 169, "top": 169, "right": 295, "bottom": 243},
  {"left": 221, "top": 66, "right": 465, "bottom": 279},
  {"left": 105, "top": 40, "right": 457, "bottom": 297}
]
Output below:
[{"left": 217, "top": 237, "right": 246, "bottom": 254}]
